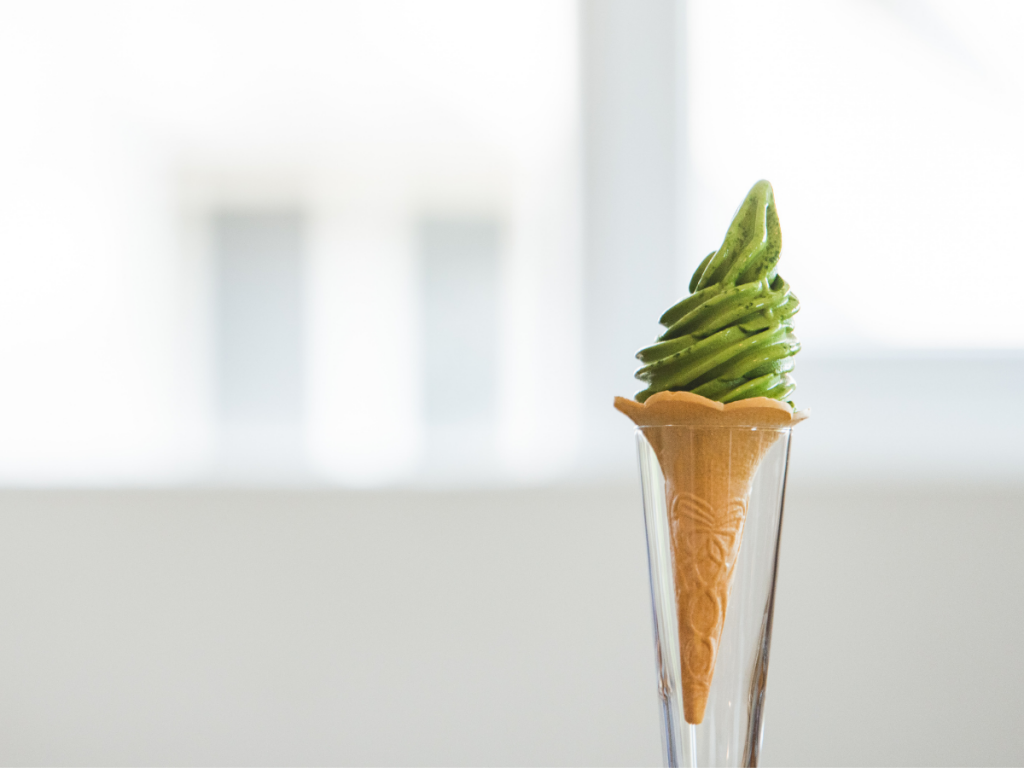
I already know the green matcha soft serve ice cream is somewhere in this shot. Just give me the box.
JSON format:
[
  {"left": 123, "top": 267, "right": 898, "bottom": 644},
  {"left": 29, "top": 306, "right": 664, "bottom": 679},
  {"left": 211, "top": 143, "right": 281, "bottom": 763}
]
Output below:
[{"left": 634, "top": 180, "right": 800, "bottom": 404}]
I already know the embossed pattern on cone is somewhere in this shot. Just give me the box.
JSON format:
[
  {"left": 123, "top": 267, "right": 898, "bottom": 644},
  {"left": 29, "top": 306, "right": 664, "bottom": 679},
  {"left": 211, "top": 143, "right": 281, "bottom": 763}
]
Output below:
[
  {"left": 614, "top": 391, "right": 807, "bottom": 724},
  {"left": 649, "top": 426, "right": 778, "bottom": 723}
]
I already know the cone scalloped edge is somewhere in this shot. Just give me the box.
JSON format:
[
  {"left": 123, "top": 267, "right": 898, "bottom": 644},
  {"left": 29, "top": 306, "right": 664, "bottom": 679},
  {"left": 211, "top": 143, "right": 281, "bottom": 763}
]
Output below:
[{"left": 614, "top": 390, "right": 810, "bottom": 430}]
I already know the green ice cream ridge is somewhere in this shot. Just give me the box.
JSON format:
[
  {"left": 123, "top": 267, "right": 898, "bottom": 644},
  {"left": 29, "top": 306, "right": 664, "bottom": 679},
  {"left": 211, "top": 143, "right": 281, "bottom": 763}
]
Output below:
[{"left": 634, "top": 180, "right": 801, "bottom": 404}]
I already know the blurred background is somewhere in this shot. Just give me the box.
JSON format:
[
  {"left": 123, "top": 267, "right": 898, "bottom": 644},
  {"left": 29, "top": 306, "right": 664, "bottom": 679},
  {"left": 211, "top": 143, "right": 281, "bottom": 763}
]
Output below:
[{"left": 0, "top": 0, "right": 1021, "bottom": 764}]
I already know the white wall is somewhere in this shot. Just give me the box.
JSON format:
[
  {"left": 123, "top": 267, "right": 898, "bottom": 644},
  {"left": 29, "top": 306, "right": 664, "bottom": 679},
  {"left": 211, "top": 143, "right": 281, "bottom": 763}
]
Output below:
[{"left": 0, "top": 484, "right": 1020, "bottom": 766}]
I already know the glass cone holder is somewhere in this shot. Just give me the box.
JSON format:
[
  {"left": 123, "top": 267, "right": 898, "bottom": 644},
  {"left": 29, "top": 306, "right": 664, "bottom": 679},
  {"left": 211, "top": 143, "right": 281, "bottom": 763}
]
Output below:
[{"left": 636, "top": 425, "right": 793, "bottom": 768}]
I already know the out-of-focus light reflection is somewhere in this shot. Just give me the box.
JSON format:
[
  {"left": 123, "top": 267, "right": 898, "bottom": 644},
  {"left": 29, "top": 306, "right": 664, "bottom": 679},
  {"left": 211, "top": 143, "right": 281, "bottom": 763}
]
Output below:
[{"left": 688, "top": 0, "right": 1024, "bottom": 352}]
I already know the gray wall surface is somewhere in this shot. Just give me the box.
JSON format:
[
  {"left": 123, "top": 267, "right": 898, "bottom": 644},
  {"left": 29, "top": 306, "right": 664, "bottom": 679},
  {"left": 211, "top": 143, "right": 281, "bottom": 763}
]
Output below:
[{"left": 0, "top": 483, "right": 1021, "bottom": 766}]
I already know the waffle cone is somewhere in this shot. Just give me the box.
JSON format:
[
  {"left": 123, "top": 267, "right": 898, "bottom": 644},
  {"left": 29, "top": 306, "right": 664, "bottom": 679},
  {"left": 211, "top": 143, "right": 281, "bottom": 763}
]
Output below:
[{"left": 615, "top": 391, "right": 807, "bottom": 724}]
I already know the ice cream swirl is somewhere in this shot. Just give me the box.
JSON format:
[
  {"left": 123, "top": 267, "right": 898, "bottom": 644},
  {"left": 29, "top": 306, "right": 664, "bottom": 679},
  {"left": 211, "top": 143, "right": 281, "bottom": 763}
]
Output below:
[{"left": 634, "top": 180, "right": 800, "bottom": 404}]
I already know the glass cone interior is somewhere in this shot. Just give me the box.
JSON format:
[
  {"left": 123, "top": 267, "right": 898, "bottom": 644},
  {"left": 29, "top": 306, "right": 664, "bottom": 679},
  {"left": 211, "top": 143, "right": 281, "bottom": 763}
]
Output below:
[{"left": 636, "top": 426, "right": 792, "bottom": 767}]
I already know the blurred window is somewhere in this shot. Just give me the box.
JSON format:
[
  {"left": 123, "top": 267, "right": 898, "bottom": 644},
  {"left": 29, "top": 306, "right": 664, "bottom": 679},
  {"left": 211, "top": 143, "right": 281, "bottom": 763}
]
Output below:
[
  {"left": 214, "top": 211, "right": 305, "bottom": 463},
  {"left": 420, "top": 218, "right": 500, "bottom": 430},
  {"left": 0, "top": 0, "right": 578, "bottom": 484}
]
